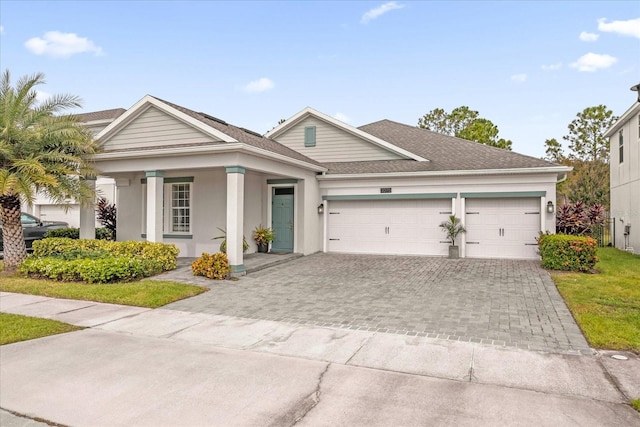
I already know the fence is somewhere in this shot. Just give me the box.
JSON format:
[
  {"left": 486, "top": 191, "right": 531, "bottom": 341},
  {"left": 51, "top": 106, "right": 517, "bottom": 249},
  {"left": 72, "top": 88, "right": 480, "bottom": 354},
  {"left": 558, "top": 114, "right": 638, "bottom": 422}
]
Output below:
[{"left": 591, "top": 217, "right": 614, "bottom": 247}]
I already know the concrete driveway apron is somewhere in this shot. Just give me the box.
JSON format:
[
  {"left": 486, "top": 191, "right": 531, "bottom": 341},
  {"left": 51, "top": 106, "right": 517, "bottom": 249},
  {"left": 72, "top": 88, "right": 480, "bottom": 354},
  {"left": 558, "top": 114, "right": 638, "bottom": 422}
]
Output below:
[{"left": 165, "top": 253, "right": 591, "bottom": 354}]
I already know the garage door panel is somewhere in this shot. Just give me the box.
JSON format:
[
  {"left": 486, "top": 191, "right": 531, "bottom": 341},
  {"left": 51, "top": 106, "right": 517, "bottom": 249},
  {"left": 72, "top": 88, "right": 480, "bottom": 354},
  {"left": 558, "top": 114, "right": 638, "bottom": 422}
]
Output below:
[
  {"left": 465, "top": 198, "right": 540, "bottom": 259},
  {"left": 328, "top": 199, "right": 451, "bottom": 255}
]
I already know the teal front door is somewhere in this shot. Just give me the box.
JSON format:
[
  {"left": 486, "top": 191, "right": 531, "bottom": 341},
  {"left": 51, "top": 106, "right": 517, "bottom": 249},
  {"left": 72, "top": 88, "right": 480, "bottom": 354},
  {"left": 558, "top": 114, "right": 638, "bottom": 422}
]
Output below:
[{"left": 271, "top": 187, "right": 294, "bottom": 252}]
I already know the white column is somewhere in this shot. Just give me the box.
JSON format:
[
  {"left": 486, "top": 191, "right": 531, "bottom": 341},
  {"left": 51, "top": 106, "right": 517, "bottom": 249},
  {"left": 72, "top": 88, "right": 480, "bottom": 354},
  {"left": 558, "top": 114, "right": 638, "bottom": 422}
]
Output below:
[
  {"left": 146, "top": 171, "right": 164, "bottom": 243},
  {"left": 322, "top": 199, "right": 328, "bottom": 253},
  {"left": 460, "top": 197, "right": 466, "bottom": 258},
  {"left": 226, "top": 166, "right": 246, "bottom": 276},
  {"left": 79, "top": 178, "right": 96, "bottom": 239}
]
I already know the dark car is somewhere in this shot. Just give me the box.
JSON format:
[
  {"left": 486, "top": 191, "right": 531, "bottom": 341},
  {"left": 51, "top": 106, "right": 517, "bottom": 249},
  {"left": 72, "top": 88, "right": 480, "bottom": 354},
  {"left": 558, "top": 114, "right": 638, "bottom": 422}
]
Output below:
[{"left": 0, "top": 212, "right": 69, "bottom": 254}]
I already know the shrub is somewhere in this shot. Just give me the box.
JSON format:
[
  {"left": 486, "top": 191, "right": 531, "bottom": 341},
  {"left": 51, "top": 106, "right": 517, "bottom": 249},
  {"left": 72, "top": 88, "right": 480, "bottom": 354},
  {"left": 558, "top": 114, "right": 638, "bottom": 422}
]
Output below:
[
  {"left": 32, "top": 238, "right": 179, "bottom": 272},
  {"left": 19, "top": 256, "right": 147, "bottom": 283},
  {"left": 556, "top": 201, "right": 606, "bottom": 236},
  {"left": 96, "top": 197, "right": 117, "bottom": 240},
  {"left": 191, "top": 252, "right": 230, "bottom": 280},
  {"left": 44, "top": 227, "right": 113, "bottom": 240},
  {"left": 537, "top": 233, "right": 599, "bottom": 272}
]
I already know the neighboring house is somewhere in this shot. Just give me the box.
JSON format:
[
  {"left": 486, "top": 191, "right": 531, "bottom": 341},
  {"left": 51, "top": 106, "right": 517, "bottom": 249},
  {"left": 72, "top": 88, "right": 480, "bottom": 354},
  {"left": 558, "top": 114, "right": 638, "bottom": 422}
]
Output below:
[
  {"left": 24, "top": 109, "right": 126, "bottom": 227},
  {"left": 605, "top": 101, "right": 640, "bottom": 253},
  {"left": 82, "top": 95, "right": 570, "bottom": 274}
]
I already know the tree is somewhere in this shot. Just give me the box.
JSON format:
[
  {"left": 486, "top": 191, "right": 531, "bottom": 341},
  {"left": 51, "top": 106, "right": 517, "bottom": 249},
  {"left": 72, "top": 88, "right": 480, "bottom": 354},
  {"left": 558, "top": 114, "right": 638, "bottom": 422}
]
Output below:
[
  {"left": 563, "top": 105, "right": 616, "bottom": 162},
  {"left": 96, "top": 197, "right": 116, "bottom": 240},
  {"left": 542, "top": 105, "right": 616, "bottom": 209},
  {"left": 0, "top": 70, "right": 99, "bottom": 272},
  {"left": 543, "top": 138, "right": 564, "bottom": 163},
  {"left": 418, "top": 106, "right": 512, "bottom": 150}
]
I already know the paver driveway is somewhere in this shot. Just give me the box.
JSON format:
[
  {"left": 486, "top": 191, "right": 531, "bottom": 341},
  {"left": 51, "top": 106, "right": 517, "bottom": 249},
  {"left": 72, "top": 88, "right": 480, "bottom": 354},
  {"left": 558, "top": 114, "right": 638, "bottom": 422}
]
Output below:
[{"left": 165, "top": 253, "right": 591, "bottom": 354}]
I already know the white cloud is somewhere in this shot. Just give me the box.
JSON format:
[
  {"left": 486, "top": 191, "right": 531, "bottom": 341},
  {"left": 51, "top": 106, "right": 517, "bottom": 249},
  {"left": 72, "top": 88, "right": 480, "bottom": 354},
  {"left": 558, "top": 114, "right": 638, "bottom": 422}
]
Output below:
[
  {"left": 579, "top": 31, "right": 599, "bottom": 42},
  {"left": 361, "top": 2, "right": 405, "bottom": 24},
  {"left": 510, "top": 73, "right": 527, "bottom": 83},
  {"left": 598, "top": 17, "right": 640, "bottom": 39},
  {"left": 243, "top": 77, "right": 275, "bottom": 93},
  {"left": 541, "top": 62, "right": 563, "bottom": 71},
  {"left": 334, "top": 112, "right": 351, "bottom": 123},
  {"left": 36, "top": 90, "right": 52, "bottom": 104},
  {"left": 25, "top": 31, "right": 103, "bottom": 58},
  {"left": 570, "top": 52, "right": 618, "bottom": 72}
]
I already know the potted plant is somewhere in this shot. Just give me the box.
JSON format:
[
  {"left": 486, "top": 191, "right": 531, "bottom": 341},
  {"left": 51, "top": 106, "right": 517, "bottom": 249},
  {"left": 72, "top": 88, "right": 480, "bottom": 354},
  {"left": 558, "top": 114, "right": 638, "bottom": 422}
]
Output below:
[
  {"left": 439, "top": 215, "right": 466, "bottom": 259},
  {"left": 253, "top": 225, "right": 275, "bottom": 253},
  {"left": 213, "top": 227, "right": 248, "bottom": 253}
]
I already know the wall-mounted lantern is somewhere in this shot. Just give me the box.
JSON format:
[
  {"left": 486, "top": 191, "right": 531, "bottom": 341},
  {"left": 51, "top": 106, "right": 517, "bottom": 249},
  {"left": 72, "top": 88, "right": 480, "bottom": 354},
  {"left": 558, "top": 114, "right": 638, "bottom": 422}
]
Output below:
[
  {"left": 317, "top": 203, "right": 324, "bottom": 214},
  {"left": 547, "top": 201, "right": 555, "bottom": 213}
]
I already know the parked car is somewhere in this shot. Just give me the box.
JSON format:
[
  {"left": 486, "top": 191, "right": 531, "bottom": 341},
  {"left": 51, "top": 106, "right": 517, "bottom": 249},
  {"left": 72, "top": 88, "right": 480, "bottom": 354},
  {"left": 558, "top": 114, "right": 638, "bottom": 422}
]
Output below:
[{"left": 0, "top": 212, "right": 69, "bottom": 254}]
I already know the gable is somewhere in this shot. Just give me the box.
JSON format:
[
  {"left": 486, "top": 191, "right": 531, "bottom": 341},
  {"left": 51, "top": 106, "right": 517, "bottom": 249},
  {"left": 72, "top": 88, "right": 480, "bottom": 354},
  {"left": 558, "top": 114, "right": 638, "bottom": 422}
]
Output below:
[
  {"left": 100, "top": 105, "right": 221, "bottom": 151},
  {"left": 272, "top": 116, "right": 404, "bottom": 162}
]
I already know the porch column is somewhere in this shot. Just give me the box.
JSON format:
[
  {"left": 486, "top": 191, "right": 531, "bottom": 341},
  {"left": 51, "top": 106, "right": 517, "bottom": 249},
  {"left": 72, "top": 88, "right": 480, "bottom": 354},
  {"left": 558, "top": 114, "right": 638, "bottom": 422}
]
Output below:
[
  {"left": 79, "top": 177, "right": 96, "bottom": 239},
  {"left": 226, "top": 166, "right": 246, "bottom": 276},
  {"left": 146, "top": 170, "right": 164, "bottom": 242}
]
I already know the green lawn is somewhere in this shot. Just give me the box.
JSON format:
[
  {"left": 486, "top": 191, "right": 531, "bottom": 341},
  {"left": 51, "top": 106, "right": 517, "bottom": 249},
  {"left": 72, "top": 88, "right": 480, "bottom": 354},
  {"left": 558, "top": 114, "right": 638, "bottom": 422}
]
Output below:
[
  {"left": 0, "top": 275, "right": 208, "bottom": 308},
  {"left": 632, "top": 399, "right": 640, "bottom": 412},
  {"left": 552, "top": 247, "right": 640, "bottom": 352},
  {"left": 0, "top": 312, "right": 82, "bottom": 345}
]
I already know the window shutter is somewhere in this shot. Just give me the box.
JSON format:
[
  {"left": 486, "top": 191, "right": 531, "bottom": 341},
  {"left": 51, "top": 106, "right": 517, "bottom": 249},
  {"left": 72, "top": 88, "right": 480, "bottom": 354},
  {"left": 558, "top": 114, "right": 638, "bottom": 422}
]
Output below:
[{"left": 304, "top": 126, "right": 316, "bottom": 147}]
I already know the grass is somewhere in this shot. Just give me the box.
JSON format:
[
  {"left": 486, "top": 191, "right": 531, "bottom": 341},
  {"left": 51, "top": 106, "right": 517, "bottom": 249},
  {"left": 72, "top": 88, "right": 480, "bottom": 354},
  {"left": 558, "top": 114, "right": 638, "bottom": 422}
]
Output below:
[
  {"left": 1, "top": 256, "right": 207, "bottom": 307},
  {"left": 551, "top": 247, "right": 640, "bottom": 352},
  {"left": 0, "top": 312, "right": 82, "bottom": 345},
  {"left": 0, "top": 275, "right": 208, "bottom": 308},
  {"left": 632, "top": 399, "right": 640, "bottom": 412}
]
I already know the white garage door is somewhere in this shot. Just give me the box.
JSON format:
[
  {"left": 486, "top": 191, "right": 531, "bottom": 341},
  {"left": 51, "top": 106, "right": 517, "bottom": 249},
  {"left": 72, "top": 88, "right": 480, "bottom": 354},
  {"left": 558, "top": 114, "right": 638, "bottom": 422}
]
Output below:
[
  {"left": 327, "top": 199, "right": 452, "bottom": 255},
  {"left": 465, "top": 198, "right": 541, "bottom": 259}
]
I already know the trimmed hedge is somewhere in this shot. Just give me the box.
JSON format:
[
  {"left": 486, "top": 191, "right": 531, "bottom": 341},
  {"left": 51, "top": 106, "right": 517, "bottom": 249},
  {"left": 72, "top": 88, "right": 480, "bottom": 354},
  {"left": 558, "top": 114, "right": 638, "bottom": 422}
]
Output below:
[
  {"left": 32, "top": 238, "right": 179, "bottom": 272},
  {"left": 19, "top": 256, "right": 149, "bottom": 283},
  {"left": 192, "top": 252, "right": 230, "bottom": 280},
  {"left": 44, "top": 227, "right": 113, "bottom": 240},
  {"left": 537, "top": 233, "right": 598, "bottom": 272}
]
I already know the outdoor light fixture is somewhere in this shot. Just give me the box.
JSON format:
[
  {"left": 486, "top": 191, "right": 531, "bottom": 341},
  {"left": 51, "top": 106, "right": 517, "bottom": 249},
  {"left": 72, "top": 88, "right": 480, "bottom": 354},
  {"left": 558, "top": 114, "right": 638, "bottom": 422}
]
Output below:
[
  {"left": 547, "top": 201, "right": 555, "bottom": 213},
  {"left": 632, "top": 83, "right": 640, "bottom": 103},
  {"left": 317, "top": 203, "right": 324, "bottom": 214}
]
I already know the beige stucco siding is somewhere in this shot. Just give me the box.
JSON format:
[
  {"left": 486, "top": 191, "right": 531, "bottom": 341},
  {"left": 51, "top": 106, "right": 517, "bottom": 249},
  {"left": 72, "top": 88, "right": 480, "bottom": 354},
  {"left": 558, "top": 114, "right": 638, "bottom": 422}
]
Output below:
[
  {"left": 274, "top": 117, "right": 403, "bottom": 162},
  {"left": 101, "top": 106, "right": 219, "bottom": 151}
]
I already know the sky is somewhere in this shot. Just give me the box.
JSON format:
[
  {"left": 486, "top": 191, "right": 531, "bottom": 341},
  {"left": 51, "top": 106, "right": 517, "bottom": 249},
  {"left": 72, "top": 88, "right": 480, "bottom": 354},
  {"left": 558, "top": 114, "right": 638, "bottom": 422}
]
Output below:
[{"left": 1, "top": 1, "right": 638, "bottom": 158}]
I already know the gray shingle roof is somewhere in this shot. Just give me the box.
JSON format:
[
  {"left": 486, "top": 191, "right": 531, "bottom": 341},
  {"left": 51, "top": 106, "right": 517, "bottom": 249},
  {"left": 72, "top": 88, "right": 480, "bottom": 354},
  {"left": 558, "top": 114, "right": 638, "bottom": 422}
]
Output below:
[
  {"left": 152, "top": 97, "right": 324, "bottom": 168},
  {"left": 321, "top": 119, "right": 557, "bottom": 175},
  {"left": 75, "top": 108, "right": 126, "bottom": 123}
]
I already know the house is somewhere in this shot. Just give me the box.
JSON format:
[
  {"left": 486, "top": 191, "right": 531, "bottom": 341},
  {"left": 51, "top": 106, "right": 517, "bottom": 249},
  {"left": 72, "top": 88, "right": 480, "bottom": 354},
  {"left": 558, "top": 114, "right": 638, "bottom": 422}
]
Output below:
[
  {"left": 80, "top": 95, "right": 571, "bottom": 274},
  {"left": 605, "top": 101, "right": 640, "bottom": 253},
  {"left": 24, "top": 109, "right": 126, "bottom": 226}
]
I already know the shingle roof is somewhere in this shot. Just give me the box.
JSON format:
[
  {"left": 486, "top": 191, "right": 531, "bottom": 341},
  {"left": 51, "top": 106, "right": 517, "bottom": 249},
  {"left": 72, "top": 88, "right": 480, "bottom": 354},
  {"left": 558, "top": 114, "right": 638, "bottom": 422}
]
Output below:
[
  {"left": 321, "top": 119, "right": 558, "bottom": 175},
  {"left": 152, "top": 97, "right": 324, "bottom": 168},
  {"left": 74, "top": 108, "right": 126, "bottom": 123}
]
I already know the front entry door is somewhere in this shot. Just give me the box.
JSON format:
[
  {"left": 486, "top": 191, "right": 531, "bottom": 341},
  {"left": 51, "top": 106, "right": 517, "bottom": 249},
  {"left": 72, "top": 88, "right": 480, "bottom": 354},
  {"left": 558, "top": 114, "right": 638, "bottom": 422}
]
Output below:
[{"left": 271, "top": 187, "right": 294, "bottom": 252}]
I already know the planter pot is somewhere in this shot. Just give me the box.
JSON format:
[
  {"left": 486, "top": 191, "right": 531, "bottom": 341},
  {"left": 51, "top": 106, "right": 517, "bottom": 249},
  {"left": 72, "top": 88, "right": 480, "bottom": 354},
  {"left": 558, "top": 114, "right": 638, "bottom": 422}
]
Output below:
[
  {"left": 448, "top": 245, "right": 459, "bottom": 259},
  {"left": 257, "top": 243, "right": 269, "bottom": 253}
]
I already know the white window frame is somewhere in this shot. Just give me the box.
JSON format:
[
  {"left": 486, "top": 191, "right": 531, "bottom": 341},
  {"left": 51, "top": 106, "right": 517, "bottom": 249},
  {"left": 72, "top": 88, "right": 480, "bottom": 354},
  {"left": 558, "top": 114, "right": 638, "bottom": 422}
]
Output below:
[{"left": 164, "top": 182, "right": 192, "bottom": 235}]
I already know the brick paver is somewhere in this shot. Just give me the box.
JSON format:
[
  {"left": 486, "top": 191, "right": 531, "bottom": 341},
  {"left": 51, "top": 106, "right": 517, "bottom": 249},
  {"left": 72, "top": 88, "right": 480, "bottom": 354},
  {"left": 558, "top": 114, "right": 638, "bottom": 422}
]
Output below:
[{"left": 164, "top": 253, "right": 592, "bottom": 354}]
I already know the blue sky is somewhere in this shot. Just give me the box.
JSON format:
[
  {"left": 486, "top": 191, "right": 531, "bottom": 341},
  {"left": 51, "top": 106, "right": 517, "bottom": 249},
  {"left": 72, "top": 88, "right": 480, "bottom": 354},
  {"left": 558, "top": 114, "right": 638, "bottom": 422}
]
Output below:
[{"left": 1, "top": 1, "right": 638, "bottom": 158}]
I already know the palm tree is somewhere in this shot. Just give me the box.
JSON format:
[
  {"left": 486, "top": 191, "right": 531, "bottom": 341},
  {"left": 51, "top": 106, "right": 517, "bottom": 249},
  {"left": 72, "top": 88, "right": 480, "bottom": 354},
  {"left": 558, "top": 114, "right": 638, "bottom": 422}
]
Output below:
[{"left": 0, "top": 70, "right": 99, "bottom": 272}]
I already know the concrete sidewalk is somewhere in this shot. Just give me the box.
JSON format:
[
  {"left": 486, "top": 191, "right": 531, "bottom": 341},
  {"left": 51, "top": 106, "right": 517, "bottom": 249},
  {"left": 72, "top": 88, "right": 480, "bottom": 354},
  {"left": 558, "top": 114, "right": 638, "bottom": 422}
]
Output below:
[{"left": 1, "top": 291, "right": 639, "bottom": 426}]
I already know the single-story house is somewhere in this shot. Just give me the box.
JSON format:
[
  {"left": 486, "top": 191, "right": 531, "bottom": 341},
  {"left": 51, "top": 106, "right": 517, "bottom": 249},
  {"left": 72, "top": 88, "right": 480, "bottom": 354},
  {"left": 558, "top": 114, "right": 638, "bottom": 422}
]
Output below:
[
  {"left": 79, "top": 95, "right": 571, "bottom": 274},
  {"left": 605, "top": 100, "right": 640, "bottom": 253}
]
